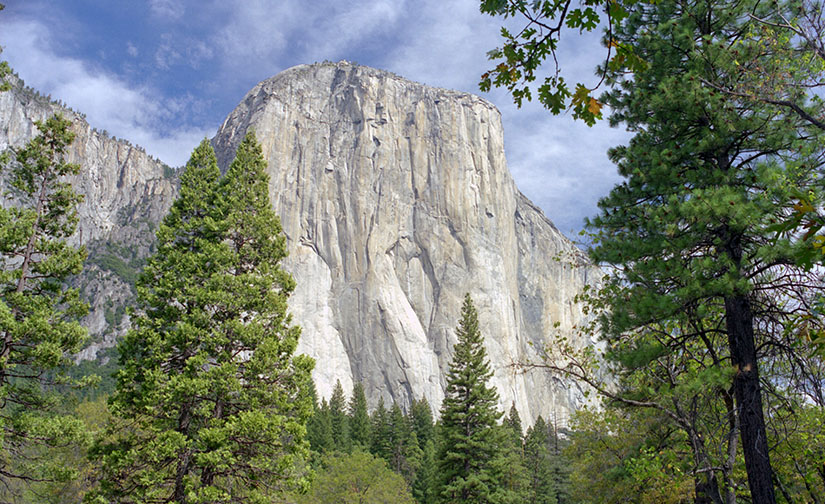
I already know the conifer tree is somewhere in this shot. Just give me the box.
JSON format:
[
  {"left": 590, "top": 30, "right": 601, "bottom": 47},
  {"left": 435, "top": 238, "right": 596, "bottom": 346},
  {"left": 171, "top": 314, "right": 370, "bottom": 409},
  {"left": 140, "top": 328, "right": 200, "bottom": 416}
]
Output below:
[
  {"left": 92, "top": 134, "right": 314, "bottom": 503},
  {"left": 503, "top": 404, "right": 523, "bottom": 449},
  {"left": 435, "top": 294, "right": 506, "bottom": 503},
  {"left": 524, "top": 417, "right": 556, "bottom": 504},
  {"left": 0, "top": 114, "right": 89, "bottom": 490},
  {"left": 388, "top": 402, "right": 423, "bottom": 487},
  {"left": 414, "top": 438, "right": 438, "bottom": 504},
  {"left": 348, "top": 382, "right": 371, "bottom": 449},
  {"left": 490, "top": 406, "right": 529, "bottom": 503},
  {"left": 370, "top": 397, "right": 391, "bottom": 461},
  {"left": 584, "top": 2, "right": 825, "bottom": 502},
  {"left": 308, "top": 398, "right": 335, "bottom": 455},
  {"left": 329, "top": 380, "right": 350, "bottom": 451},
  {"left": 410, "top": 396, "right": 435, "bottom": 447}
]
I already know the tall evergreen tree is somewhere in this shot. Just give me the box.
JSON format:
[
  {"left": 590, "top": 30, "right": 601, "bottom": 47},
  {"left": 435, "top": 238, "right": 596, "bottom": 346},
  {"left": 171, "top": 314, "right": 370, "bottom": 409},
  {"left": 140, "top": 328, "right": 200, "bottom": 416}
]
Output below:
[
  {"left": 0, "top": 114, "right": 89, "bottom": 491},
  {"left": 329, "top": 380, "right": 350, "bottom": 451},
  {"left": 490, "top": 408, "right": 529, "bottom": 504},
  {"left": 370, "top": 397, "right": 391, "bottom": 461},
  {"left": 308, "top": 398, "right": 335, "bottom": 455},
  {"left": 92, "top": 134, "right": 314, "bottom": 503},
  {"left": 435, "top": 294, "right": 506, "bottom": 503},
  {"left": 503, "top": 404, "right": 523, "bottom": 450},
  {"left": 410, "top": 396, "right": 435, "bottom": 447},
  {"left": 584, "top": 2, "right": 825, "bottom": 502},
  {"left": 414, "top": 438, "right": 438, "bottom": 504},
  {"left": 524, "top": 417, "right": 556, "bottom": 504},
  {"left": 348, "top": 381, "right": 371, "bottom": 449},
  {"left": 388, "top": 402, "right": 423, "bottom": 487}
]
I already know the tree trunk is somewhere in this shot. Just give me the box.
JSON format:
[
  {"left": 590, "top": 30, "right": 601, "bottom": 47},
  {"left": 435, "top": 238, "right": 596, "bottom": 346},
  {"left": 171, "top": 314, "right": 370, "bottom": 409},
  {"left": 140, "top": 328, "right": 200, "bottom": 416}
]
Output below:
[{"left": 724, "top": 293, "right": 776, "bottom": 504}]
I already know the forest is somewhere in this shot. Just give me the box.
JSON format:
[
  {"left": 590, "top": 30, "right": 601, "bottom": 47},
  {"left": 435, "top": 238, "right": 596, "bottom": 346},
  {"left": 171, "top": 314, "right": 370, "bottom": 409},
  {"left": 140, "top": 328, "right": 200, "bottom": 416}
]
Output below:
[{"left": 1, "top": 0, "right": 825, "bottom": 503}]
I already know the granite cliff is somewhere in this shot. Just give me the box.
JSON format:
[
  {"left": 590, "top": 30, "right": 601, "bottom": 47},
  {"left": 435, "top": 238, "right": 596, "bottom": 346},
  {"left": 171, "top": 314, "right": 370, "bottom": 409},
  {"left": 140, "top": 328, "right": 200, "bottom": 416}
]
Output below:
[
  {"left": 212, "top": 62, "right": 600, "bottom": 425},
  {"left": 0, "top": 74, "right": 177, "bottom": 361},
  {"left": 0, "top": 62, "right": 599, "bottom": 426}
]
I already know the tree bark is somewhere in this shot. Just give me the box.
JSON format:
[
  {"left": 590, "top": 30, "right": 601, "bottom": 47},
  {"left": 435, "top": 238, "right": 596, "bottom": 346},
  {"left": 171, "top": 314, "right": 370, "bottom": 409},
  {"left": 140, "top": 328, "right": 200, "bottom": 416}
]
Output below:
[{"left": 725, "top": 293, "right": 776, "bottom": 504}]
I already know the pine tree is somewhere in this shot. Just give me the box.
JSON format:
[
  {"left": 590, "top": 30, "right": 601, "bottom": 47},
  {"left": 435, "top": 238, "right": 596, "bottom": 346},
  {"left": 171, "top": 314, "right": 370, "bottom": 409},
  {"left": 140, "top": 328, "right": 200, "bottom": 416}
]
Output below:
[
  {"left": 387, "top": 402, "right": 423, "bottom": 487},
  {"left": 410, "top": 396, "right": 435, "bottom": 447},
  {"left": 92, "top": 134, "right": 314, "bottom": 503},
  {"left": 329, "top": 380, "right": 350, "bottom": 451},
  {"left": 489, "top": 406, "right": 529, "bottom": 503},
  {"left": 414, "top": 438, "right": 438, "bottom": 504},
  {"left": 0, "top": 114, "right": 89, "bottom": 490},
  {"left": 546, "top": 417, "right": 570, "bottom": 504},
  {"left": 308, "top": 398, "right": 335, "bottom": 455},
  {"left": 348, "top": 381, "right": 371, "bottom": 449},
  {"left": 370, "top": 397, "right": 391, "bottom": 461},
  {"left": 586, "top": 2, "right": 825, "bottom": 502},
  {"left": 524, "top": 417, "right": 556, "bottom": 504},
  {"left": 503, "top": 404, "right": 523, "bottom": 449},
  {"left": 435, "top": 294, "right": 506, "bottom": 503}
]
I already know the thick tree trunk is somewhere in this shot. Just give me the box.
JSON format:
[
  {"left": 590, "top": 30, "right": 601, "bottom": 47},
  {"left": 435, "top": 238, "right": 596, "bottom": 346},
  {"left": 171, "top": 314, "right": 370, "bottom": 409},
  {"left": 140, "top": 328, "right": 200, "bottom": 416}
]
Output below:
[{"left": 724, "top": 293, "right": 776, "bottom": 504}]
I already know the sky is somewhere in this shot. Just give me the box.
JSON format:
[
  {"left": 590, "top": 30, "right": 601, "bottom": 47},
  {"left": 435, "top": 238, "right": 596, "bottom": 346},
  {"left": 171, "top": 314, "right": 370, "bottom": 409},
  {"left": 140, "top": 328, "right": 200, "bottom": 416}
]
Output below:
[{"left": 0, "top": 0, "right": 631, "bottom": 237}]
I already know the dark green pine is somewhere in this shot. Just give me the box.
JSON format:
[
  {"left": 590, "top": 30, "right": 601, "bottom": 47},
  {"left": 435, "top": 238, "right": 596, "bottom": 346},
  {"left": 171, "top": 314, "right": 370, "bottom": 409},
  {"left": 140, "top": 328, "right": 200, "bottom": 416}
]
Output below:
[
  {"left": 94, "top": 133, "right": 315, "bottom": 503},
  {"left": 524, "top": 416, "right": 556, "bottom": 504},
  {"left": 411, "top": 396, "right": 435, "bottom": 446},
  {"left": 0, "top": 114, "right": 89, "bottom": 488},
  {"left": 348, "top": 382, "right": 372, "bottom": 449},
  {"left": 370, "top": 397, "right": 391, "bottom": 461},
  {"left": 435, "top": 293, "right": 504, "bottom": 504},
  {"left": 329, "top": 379, "right": 350, "bottom": 451},
  {"left": 586, "top": 2, "right": 825, "bottom": 502}
]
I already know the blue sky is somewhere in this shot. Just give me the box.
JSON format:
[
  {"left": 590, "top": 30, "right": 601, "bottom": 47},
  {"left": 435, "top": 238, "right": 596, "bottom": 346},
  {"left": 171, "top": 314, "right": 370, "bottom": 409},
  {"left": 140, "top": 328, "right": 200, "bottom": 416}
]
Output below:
[{"left": 1, "top": 0, "right": 630, "bottom": 236}]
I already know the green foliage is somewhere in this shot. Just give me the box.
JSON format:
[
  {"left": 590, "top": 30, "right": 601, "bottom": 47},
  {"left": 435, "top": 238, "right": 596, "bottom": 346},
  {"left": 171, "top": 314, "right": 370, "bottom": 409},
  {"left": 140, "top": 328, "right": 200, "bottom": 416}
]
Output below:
[
  {"left": 90, "top": 135, "right": 314, "bottom": 503},
  {"left": 565, "top": 408, "right": 695, "bottom": 504},
  {"left": 348, "top": 382, "right": 371, "bottom": 449},
  {"left": 308, "top": 398, "right": 335, "bottom": 455},
  {"left": 329, "top": 380, "right": 350, "bottom": 452},
  {"left": 66, "top": 347, "right": 119, "bottom": 400},
  {"left": 580, "top": 1, "right": 825, "bottom": 501},
  {"left": 410, "top": 396, "right": 434, "bottom": 448},
  {"left": 294, "top": 450, "right": 416, "bottom": 504},
  {"left": 92, "top": 252, "right": 138, "bottom": 286},
  {"left": 524, "top": 417, "right": 556, "bottom": 504},
  {"left": 0, "top": 114, "right": 90, "bottom": 492},
  {"left": 479, "top": 0, "right": 647, "bottom": 125},
  {"left": 370, "top": 397, "right": 391, "bottom": 461},
  {"left": 435, "top": 294, "right": 518, "bottom": 504}
]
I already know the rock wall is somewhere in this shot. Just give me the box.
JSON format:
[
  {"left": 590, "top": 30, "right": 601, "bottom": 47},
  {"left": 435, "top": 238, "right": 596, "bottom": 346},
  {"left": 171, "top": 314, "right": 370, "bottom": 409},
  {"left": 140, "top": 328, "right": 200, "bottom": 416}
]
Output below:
[
  {"left": 0, "top": 64, "right": 599, "bottom": 425},
  {"left": 0, "top": 75, "right": 177, "bottom": 360},
  {"left": 213, "top": 62, "right": 600, "bottom": 425}
]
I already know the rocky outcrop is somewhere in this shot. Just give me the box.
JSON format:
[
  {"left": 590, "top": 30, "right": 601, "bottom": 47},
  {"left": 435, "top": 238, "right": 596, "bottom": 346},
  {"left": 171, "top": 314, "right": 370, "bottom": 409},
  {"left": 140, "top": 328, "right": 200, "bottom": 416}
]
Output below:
[
  {"left": 213, "top": 62, "right": 600, "bottom": 426},
  {"left": 0, "top": 75, "right": 177, "bottom": 359},
  {"left": 1, "top": 64, "right": 599, "bottom": 425}
]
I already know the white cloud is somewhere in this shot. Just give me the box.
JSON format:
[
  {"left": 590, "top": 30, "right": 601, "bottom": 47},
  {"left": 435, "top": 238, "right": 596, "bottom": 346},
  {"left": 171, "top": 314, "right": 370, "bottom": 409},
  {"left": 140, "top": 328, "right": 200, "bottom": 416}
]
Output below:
[
  {"left": 154, "top": 33, "right": 215, "bottom": 70},
  {"left": 150, "top": 0, "right": 185, "bottom": 20},
  {"left": 126, "top": 41, "right": 139, "bottom": 57},
  {"left": 1, "top": 0, "right": 630, "bottom": 232},
  {"left": 2, "top": 19, "right": 210, "bottom": 167}
]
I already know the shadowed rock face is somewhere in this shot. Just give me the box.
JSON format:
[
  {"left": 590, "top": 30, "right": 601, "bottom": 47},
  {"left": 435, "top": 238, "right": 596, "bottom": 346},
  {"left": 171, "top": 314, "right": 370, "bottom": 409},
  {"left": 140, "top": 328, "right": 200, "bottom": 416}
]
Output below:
[
  {"left": 0, "top": 75, "right": 177, "bottom": 361},
  {"left": 212, "top": 61, "right": 600, "bottom": 425}
]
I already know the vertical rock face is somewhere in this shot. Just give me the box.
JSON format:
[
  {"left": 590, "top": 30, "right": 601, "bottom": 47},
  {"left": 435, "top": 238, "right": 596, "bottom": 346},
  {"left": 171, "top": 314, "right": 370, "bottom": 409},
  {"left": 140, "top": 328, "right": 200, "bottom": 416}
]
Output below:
[
  {"left": 0, "top": 64, "right": 599, "bottom": 425},
  {"left": 213, "top": 62, "right": 599, "bottom": 425},
  {"left": 0, "top": 76, "right": 177, "bottom": 359}
]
